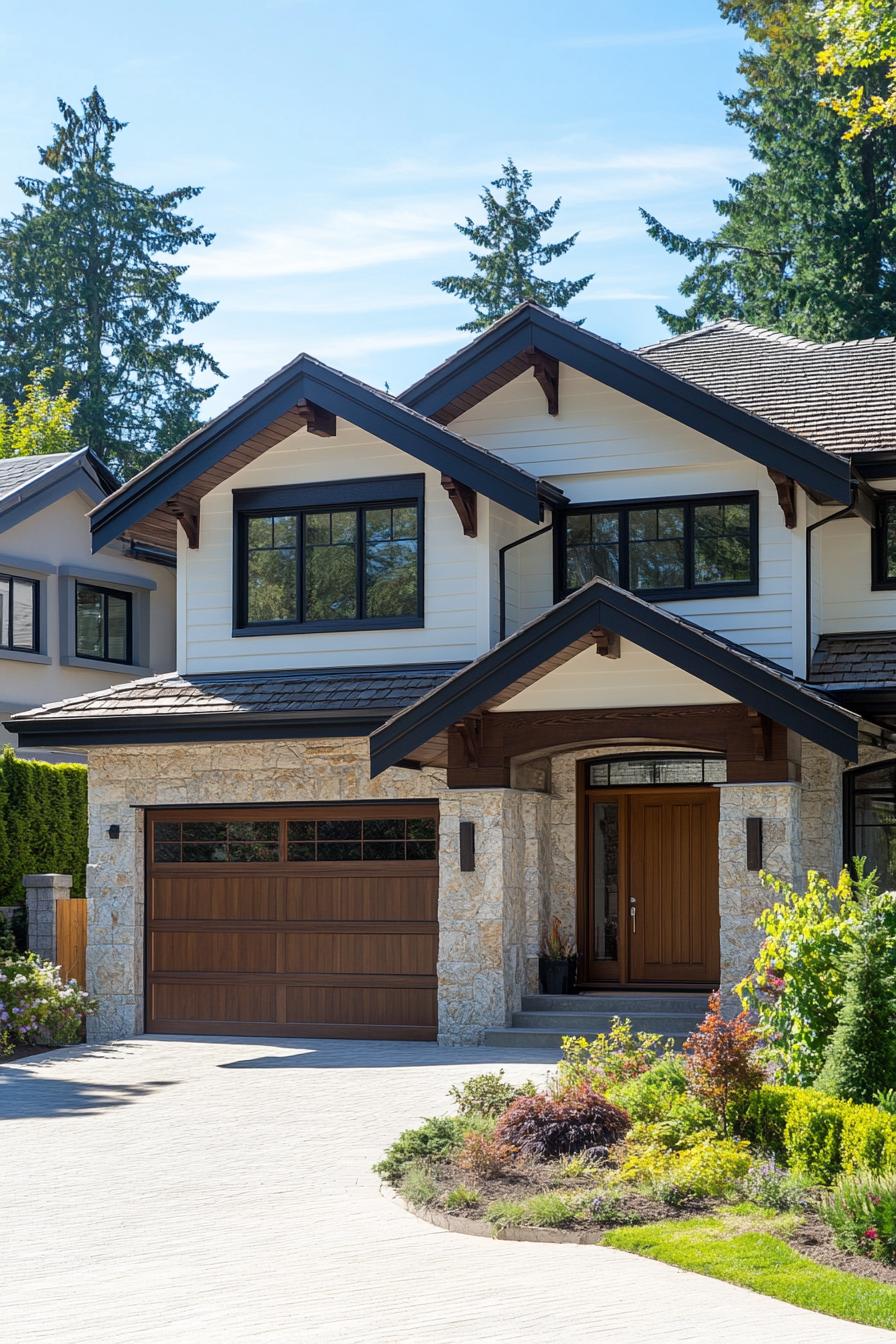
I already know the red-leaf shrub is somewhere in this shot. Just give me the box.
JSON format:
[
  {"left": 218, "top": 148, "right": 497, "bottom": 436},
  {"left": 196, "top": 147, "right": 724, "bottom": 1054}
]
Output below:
[
  {"left": 495, "top": 1084, "right": 630, "bottom": 1159},
  {"left": 683, "top": 991, "right": 764, "bottom": 1136},
  {"left": 456, "top": 1132, "right": 517, "bottom": 1178}
]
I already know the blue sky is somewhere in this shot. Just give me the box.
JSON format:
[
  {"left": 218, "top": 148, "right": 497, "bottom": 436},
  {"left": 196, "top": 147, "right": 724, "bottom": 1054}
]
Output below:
[{"left": 0, "top": 0, "right": 749, "bottom": 415}]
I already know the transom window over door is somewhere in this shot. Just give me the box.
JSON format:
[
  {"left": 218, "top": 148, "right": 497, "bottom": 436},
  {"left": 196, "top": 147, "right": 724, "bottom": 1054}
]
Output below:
[
  {"left": 0, "top": 572, "right": 38, "bottom": 652},
  {"left": 235, "top": 475, "right": 424, "bottom": 633},
  {"left": 75, "top": 582, "right": 132, "bottom": 663},
  {"left": 562, "top": 494, "right": 758, "bottom": 600}
]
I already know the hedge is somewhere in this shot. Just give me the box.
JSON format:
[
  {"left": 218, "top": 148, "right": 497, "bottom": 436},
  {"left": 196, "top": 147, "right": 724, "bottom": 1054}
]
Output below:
[
  {"left": 739, "top": 1084, "right": 896, "bottom": 1185},
  {"left": 0, "top": 747, "right": 88, "bottom": 901}
]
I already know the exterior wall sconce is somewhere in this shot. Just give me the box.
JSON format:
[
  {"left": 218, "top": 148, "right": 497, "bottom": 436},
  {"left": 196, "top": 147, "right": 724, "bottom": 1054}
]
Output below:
[
  {"left": 746, "top": 817, "right": 763, "bottom": 871},
  {"left": 108, "top": 824, "right": 120, "bottom": 839},
  {"left": 459, "top": 821, "right": 475, "bottom": 872}
]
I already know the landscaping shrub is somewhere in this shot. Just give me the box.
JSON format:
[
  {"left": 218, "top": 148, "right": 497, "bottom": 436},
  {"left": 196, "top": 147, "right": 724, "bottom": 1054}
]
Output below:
[
  {"left": 619, "top": 1134, "right": 751, "bottom": 1204},
  {"left": 485, "top": 1191, "right": 581, "bottom": 1229},
  {"left": 443, "top": 1185, "right": 479, "bottom": 1211},
  {"left": 399, "top": 1162, "right": 438, "bottom": 1207},
  {"left": 740, "top": 1084, "right": 896, "bottom": 1184},
  {"left": 0, "top": 747, "right": 88, "bottom": 901},
  {"left": 738, "top": 1157, "right": 815, "bottom": 1212},
  {"left": 558, "top": 1017, "right": 671, "bottom": 1092},
  {"left": 823, "top": 1171, "right": 896, "bottom": 1264},
  {"left": 816, "top": 931, "right": 896, "bottom": 1104},
  {"left": 456, "top": 1132, "right": 517, "bottom": 1179},
  {"left": 373, "top": 1115, "right": 468, "bottom": 1185},
  {"left": 683, "top": 992, "right": 765, "bottom": 1136},
  {"left": 496, "top": 1083, "right": 630, "bottom": 1159},
  {"left": 448, "top": 1070, "right": 535, "bottom": 1118},
  {"left": 0, "top": 951, "right": 95, "bottom": 1054},
  {"left": 610, "top": 1055, "right": 714, "bottom": 1145}
]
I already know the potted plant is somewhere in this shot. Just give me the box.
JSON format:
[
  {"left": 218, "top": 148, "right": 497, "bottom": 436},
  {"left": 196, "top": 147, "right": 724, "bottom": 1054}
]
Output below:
[{"left": 539, "top": 917, "right": 577, "bottom": 995}]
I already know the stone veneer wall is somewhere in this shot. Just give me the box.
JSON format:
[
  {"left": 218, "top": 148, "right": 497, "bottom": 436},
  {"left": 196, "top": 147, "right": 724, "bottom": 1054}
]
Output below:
[{"left": 85, "top": 738, "right": 541, "bottom": 1046}]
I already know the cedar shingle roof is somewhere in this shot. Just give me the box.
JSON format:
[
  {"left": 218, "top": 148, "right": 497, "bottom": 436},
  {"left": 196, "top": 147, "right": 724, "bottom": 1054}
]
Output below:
[
  {"left": 811, "top": 633, "right": 896, "bottom": 687},
  {"left": 639, "top": 321, "right": 896, "bottom": 457},
  {"left": 7, "top": 664, "right": 463, "bottom": 724}
]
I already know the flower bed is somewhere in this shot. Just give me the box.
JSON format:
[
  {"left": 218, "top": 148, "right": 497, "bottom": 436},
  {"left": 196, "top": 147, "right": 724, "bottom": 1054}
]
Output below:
[{"left": 0, "top": 951, "right": 95, "bottom": 1055}]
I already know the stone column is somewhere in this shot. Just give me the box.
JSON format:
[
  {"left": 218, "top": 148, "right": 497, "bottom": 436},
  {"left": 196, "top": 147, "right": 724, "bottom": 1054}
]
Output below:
[
  {"left": 85, "top": 801, "right": 144, "bottom": 1043},
  {"left": 23, "top": 873, "right": 73, "bottom": 963}
]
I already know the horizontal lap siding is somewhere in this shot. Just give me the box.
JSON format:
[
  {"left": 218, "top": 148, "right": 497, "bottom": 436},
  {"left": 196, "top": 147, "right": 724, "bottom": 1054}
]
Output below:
[
  {"left": 821, "top": 494, "right": 896, "bottom": 635},
  {"left": 453, "top": 366, "right": 801, "bottom": 672}
]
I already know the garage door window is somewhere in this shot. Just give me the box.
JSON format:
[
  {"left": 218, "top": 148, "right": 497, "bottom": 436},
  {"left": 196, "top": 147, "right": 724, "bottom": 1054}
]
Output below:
[
  {"left": 153, "top": 819, "right": 280, "bottom": 863},
  {"left": 286, "top": 816, "right": 436, "bottom": 862}
]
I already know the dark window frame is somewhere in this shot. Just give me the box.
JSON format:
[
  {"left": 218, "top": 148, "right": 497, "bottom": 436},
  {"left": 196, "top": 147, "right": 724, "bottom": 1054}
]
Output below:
[
  {"left": 843, "top": 758, "right": 896, "bottom": 876},
  {"left": 555, "top": 491, "right": 760, "bottom": 602},
  {"left": 0, "top": 570, "right": 39, "bottom": 652},
  {"left": 74, "top": 581, "right": 133, "bottom": 665},
  {"left": 584, "top": 752, "right": 728, "bottom": 788},
  {"left": 232, "top": 475, "right": 425, "bottom": 635},
  {"left": 872, "top": 495, "right": 896, "bottom": 589}
]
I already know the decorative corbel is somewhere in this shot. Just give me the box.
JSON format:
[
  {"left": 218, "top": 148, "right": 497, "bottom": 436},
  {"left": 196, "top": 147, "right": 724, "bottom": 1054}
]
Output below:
[
  {"left": 530, "top": 350, "right": 559, "bottom": 416},
  {"left": 295, "top": 399, "right": 337, "bottom": 437},
  {"left": 768, "top": 469, "right": 797, "bottom": 528},
  {"left": 747, "top": 708, "right": 774, "bottom": 761},
  {"left": 590, "top": 626, "right": 621, "bottom": 659},
  {"left": 440, "top": 474, "right": 478, "bottom": 537},
  {"left": 168, "top": 498, "right": 200, "bottom": 549},
  {"left": 454, "top": 714, "right": 484, "bottom": 767}
]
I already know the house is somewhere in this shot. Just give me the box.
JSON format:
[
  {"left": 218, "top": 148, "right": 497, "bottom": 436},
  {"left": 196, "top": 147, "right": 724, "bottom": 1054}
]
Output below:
[
  {"left": 7, "top": 302, "right": 896, "bottom": 1047},
  {"left": 0, "top": 449, "right": 176, "bottom": 761}
]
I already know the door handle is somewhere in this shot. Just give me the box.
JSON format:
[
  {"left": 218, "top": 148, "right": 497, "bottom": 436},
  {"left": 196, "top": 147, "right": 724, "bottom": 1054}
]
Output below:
[{"left": 629, "top": 896, "right": 636, "bottom": 934}]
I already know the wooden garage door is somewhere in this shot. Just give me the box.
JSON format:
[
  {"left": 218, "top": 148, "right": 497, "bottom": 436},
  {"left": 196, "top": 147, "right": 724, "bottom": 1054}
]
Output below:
[{"left": 146, "top": 805, "right": 438, "bottom": 1040}]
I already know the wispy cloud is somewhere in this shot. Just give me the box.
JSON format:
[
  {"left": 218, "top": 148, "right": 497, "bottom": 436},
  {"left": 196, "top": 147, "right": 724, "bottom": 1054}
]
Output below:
[
  {"left": 555, "top": 26, "right": 726, "bottom": 51},
  {"left": 210, "top": 327, "right": 461, "bottom": 373}
]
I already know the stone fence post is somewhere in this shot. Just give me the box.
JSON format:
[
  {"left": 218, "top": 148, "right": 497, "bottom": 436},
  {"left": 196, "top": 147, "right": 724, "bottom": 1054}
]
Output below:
[{"left": 23, "top": 874, "right": 73, "bottom": 963}]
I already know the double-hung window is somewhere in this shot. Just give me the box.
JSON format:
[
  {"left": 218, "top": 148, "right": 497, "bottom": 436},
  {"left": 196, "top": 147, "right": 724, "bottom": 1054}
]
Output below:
[
  {"left": 75, "top": 582, "right": 133, "bottom": 663},
  {"left": 234, "top": 475, "right": 424, "bottom": 632},
  {"left": 561, "top": 494, "right": 758, "bottom": 600},
  {"left": 0, "top": 572, "right": 38, "bottom": 652}
]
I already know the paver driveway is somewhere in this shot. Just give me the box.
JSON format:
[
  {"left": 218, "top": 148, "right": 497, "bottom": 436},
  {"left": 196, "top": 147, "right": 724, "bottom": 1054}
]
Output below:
[{"left": 2, "top": 1036, "right": 892, "bottom": 1344}]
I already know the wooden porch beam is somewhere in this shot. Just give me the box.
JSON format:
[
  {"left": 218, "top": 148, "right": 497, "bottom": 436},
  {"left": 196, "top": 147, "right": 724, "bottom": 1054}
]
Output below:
[
  {"left": 295, "top": 399, "right": 337, "bottom": 437},
  {"left": 440, "top": 474, "right": 478, "bottom": 537},
  {"left": 768, "top": 469, "right": 797, "bottom": 528}
]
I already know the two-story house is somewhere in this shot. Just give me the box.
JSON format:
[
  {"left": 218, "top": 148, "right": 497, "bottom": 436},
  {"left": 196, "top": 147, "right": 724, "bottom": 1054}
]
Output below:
[
  {"left": 8, "top": 303, "right": 896, "bottom": 1046},
  {"left": 0, "top": 449, "right": 176, "bottom": 761}
]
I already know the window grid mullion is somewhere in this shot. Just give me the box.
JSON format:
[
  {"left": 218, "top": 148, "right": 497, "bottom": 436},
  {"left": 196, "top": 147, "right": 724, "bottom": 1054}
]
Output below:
[
  {"left": 684, "top": 502, "right": 694, "bottom": 590},
  {"left": 619, "top": 507, "right": 631, "bottom": 589},
  {"left": 357, "top": 506, "right": 366, "bottom": 620}
]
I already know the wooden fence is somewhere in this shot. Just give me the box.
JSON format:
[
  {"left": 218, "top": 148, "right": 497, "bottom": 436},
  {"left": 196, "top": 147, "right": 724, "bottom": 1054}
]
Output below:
[{"left": 55, "top": 898, "right": 87, "bottom": 986}]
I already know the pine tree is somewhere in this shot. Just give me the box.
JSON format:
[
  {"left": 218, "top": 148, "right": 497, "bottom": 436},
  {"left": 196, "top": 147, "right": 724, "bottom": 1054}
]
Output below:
[
  {"left": 0, "top": 89, "right": 223, "bottom": 477},
  {"left": 434, "top": 159, "right": 593, "bottom": 332},
  {"left": 641, "top": 2, "right": 896, "bottom": 340},
  {"left": 816, "top": 932, "right": 896, "bottom": 1104}
]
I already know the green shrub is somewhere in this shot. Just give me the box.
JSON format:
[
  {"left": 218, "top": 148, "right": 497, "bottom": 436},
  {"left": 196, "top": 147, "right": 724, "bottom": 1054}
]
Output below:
[
  {"left": 609, "top": 1056, "right": 714, "bottom": 1147},
  {"left": 448, "top": 1070, "right": 535, "bottom": 1118},
  {"left": 823, "top": 1171, "right": 896, "bottom": 1263},
  {"left": 816, "top": 932, "right": 896, "bottom": 1104},
  {"left": 741, "top": 1083, "right": 896, "bottom": 1184},
  {"left": 484, "top": 1198, "right": 526, "bottom": 1228},
  {"left": 738, "top": 1158, "right": 816, "bottom": 1212},
  {"left": 0, "top": 951, "right": 95, "bottom": 1054},
  {"left": 443, "top": 1185, "right": 480, "bottom": 1211},
  {"left": 373, "top": 1115, "right": 468, "bottom": 1186},
  {"left": 0, "top": 747, "right": 88, "bottom": 901},
  {"left": 875, "top": 1089, "right": 896, "bottom": 1116},
  {"left": 620, "top": 1134, "right": 751, "bottom": 1204},
  {"left": 519, "top": 1191, "right": 578, "bottom": 1227},
  {"left": 558, "top": 1018, "right": 671, "bottom": 1092},
  {"left": 399, "top": 1162, "right": 438, "bottom": 1207}
]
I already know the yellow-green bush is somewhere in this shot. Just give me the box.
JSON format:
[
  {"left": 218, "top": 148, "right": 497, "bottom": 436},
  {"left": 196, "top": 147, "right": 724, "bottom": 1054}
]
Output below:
[
  {"left": 0, "top": 747, "right": 87, "bottom": 901},
  {"left": 740, "top": 1084, "right": 896, "bottom": 1185},
  {"left": 619, "top": 1133, "right": 751, "bottom": 1202}
]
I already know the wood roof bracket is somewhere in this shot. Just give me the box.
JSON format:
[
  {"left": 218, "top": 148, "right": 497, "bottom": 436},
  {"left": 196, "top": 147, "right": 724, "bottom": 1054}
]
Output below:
[
  {"left": 454, "top": 714, "right": 484, "bottom": 767},
  {"left": 747, "top": 707, "right": 774, "bottom": 761},
  {"left": 768, "top": 469, "right": 797, "bottom": 528},
  {"left": 295, "top": 399, "right": 337, "bottom": 437},
  {"left": 168, "top": 498, "right": 200, "bottom": 549},
  {"left": 590, "top": 626, "right": 621, "bottom": 659},
  {"left": 526, "top": 346, "right": 559, "bottom": 416},
  {"left": 440, "top": 474, "right": 478, "bottom": 537}
]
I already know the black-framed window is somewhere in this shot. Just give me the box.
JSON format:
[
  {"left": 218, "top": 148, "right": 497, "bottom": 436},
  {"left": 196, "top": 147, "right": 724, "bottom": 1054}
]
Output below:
[
  {"left": 873, "top": 496, "right": 896, "bottom": 588},
  {"left": 0, "top": 572, "right": 38, "bottom": 652},
  {"left": 234, "top": 476, "right": 424, "bottom": 633},
  {"left": 560, "top": 493, "right": 758, "bottom": 600},
  {"left": 844, "top": 761, "right": 896, "bottom": 890},
  {"left": 586, "top": 753, "right": 728, "bottom": 787},
  {"left": 75, "top": 582, "right": 132, "bottom": 663}
]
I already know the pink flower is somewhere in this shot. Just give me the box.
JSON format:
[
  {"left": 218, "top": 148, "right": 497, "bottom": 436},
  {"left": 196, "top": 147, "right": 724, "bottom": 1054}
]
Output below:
[{"left": 865, "top": 1227, "right": 879, "bottom": 1241}]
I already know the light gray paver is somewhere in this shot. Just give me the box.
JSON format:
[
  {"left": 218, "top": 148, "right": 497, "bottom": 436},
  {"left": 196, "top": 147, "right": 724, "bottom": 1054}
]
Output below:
[{"left": 1, "top": 1037, "right": 891, "bottom": 1343}]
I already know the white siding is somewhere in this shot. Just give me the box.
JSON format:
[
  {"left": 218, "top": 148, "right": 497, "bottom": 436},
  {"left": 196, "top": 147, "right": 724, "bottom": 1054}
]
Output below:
[
  {"left": 819, "top": 482, "right": 896, "bottom": 635},
  {"left": 493, "top": 641, "right": 735, "bottom": 713},
  {"left": 181, "top": 420, "right": 489, "bottom": 673},
  {"left": 453, "top": 366, "right": 804, "bottom": 671}
]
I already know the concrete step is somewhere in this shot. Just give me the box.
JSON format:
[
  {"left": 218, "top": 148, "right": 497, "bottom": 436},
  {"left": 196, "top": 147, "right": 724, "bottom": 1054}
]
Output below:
[
  {"left": 482, "top": 1026, "right": 690, "bottom": 1053},
  {"left": 510, "top": 1010, "right": 702, "bottom": 1033},
  {"left": 521, "top": 993, "right": 710, "bottom": 1015}
]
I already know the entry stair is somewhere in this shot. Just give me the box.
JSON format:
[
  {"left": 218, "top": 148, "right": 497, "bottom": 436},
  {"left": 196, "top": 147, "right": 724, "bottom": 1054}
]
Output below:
[{"left": 482, "top": 991, "right": 711, "bottom": 1053}]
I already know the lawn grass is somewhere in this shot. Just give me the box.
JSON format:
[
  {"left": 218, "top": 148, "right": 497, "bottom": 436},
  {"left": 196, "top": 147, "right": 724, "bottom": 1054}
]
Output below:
[{"left": 602, "top": 1211, "right": 896, "bottom": 1332}]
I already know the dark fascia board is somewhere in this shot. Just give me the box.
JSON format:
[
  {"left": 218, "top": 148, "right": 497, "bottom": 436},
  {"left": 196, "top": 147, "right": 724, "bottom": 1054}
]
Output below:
[
  {"left": 6, "top": 708, "right": 388, "bottom": 749},
  {"left": 0, "top": 449, "right": 114, "bottom": 535},
  {"left": 400, "top": 304, "right": 853, "bottom": 505},
  {"left": 369, "top": 577, "right": 860, "bottom": 775},
  {"left": 90, "top": 356, "right": 565, "bottom": 551}
]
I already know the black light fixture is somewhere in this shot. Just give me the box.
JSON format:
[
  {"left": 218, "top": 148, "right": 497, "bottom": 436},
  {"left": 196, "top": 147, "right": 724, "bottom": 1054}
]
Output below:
[
  {"left": 746, "top": 817, "right": 763, "bottom": 871},
  {"left": 459, "top": 821, "right": 475, "bottom": 872},
  {"left": 108, "top": 824, "right": 120, "bottom": 839}
]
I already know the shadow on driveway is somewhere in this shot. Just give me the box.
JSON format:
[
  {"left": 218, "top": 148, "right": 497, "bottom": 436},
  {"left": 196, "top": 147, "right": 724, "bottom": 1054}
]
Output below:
[
  {"left": 210, "top": 1036, "right": 559, "bottom": 1070},
  {"left": 0, "top": 1067, "right": 179, "bottom": 1120}
]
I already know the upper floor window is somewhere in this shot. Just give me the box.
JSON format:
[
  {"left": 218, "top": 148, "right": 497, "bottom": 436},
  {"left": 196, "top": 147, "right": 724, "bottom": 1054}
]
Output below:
[
  {"left": 234, "top": 475, "right": 424, "bottom": 633},
  {"left": 75, "top": 581, "right": 132, "bottom": 664},
  {"left": 561, "top": 493, "right": 758, "bottom": 600},
  {"left": 873, "top": 497, "right": 896, "bottom": 588},
  {"left": 0, "top": 572, "right": 38, "bottom": 652}
]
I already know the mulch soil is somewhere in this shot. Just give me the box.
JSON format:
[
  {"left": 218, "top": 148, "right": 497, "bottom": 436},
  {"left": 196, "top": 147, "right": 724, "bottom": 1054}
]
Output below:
[
  {"left": 3, "top": 1044, "right": 55, "bottom": 1062},
  {"left": 788, "top": 1213, "right": 896, "bottom": 1286}
]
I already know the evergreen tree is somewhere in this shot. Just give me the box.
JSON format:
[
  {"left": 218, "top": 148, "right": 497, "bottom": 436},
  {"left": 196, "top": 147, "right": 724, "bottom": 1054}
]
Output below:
[
  {"left": 0, "top": 89, "right": 223, "bottom": 476},
  {"left": 816, "top": 931, "right": 896, "bottom": 1103},
  {"left": 0, "top": 368, "right": 77, "bottom": 459},
  {"left": 434, "top": 159, "right": 593, "bottom": 332},
  {"left": 641, "top": 2, "right": 896, "bottom": 340}
]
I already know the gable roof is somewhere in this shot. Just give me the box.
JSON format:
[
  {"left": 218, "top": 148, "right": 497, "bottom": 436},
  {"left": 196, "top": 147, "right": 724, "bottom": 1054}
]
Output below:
[
  {"left": 400, "top": 302, "right": 853, "bottom": 504},
  {"left": 369, "top": 576, "right": 860, "bottom": 776},
  {"left": 0, "top": 448, "right": 119, "bottom": 535},
  {"left": 640, "top": 321, "right": 896, "bottom": 459},
  {"left": 89, "top": 353, "right": 567, "bottom": 553},
  {"left": 6, "top": 663, "right": 463, "bottom": 747}
]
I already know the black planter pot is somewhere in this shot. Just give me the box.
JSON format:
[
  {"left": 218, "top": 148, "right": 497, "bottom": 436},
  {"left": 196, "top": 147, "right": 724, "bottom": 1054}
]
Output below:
[{"left": 539, "top": 955, "right": 578, "bottom": 995}]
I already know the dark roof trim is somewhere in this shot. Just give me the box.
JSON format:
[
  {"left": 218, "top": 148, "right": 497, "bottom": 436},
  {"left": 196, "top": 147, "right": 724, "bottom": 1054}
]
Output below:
[
  {"left": 90, "top": 355, "right": 567, "bottom": 551},
  {"left": 401, "top": 303, "right": 853, "bottom": 504},
  {"left": 6, "top": 708, "right": 388, "bottom": 749},
  {"left": 0, "top": 449, "right": 119, "bottom": 535},
  {"left": 369, "top": 578, "right": 860, "bottom": 775}
]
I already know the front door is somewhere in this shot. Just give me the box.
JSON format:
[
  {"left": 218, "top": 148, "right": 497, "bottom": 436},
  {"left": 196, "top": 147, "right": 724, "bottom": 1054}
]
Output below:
[{"left": 580, "top": 785, "right": 719, "bottom": 988}]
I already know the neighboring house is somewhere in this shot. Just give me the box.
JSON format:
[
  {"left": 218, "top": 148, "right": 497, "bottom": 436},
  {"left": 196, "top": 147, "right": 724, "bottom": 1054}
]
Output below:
[
  {"left": 8, "top": 303, "right": 896, "bottom": 1046},
  {"left": 0, "top": 450, "right": 176, "bottom": 761}
]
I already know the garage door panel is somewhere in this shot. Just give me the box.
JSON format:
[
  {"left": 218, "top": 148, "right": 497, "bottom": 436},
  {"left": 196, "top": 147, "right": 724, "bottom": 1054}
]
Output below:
[
  {"left": 151, "top": 875, "right": 281, "bottom": 923},
  {"left": 281, "top": 931, "right": 437, "bottom": 977},
  {"left": 151, "top": 980, "right": 278, "bottom": 1026},
  {"left": 283, "top": 985, "right": 436, "bottom": 1028},
  {"left": 151, "top": 930, "right": 278, "bottom": 974},
  {"left": 281, "top": 875, "right": 436, "bottom": 923}
]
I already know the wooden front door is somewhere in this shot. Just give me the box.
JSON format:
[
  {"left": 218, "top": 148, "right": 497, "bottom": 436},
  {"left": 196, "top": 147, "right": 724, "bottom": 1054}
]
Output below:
[
  {"left": 580, "top": 785, "right": 719, "bottom": 988},
  {"left": 145, "top": 804, "right": 438, "bottom": 1040}
]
